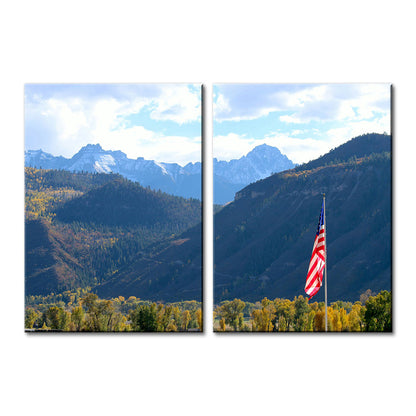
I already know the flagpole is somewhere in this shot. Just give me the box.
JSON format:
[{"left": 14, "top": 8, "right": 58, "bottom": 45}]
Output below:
[{"left": 323, "top": 193, "right": 328, "bottom": 332}]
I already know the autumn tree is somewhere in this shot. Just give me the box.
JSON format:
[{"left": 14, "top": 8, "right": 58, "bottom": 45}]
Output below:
[
  {"left": 157, "top": 304, "right": 173, "bottom": 331},
  {"left": 314, "top": 308, "right": 326, "bottom": 332},
  {"left": 71, "top": 305, "right": 85, "bottom": 331},
  {"left": 360, "top": 289, "right": 376, "bottom": 304},
  {"left": 327, "top": 307, "right": 342, "bottom": 331},
  {"left": 182, "top": 310, "right": 191, "bottom": 331},
  {"left": 25, "top": 308, "right": 39, "bottom": 329},
  {"left": 339, "top": 308, "right": 348, "bottom": 331},
  {"left": 219, "top": 318, "right": 226, "bottom": 331},
  {"left": 347, "top": 302, "right": 364, "bottom": 332},
  {"left": 251, "top": 298, "right": 276, "bottom": 332},
  {"left": 196, "top": 308, "right": 203, "bottom": 331}
]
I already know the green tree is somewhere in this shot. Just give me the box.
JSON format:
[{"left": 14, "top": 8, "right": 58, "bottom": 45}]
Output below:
[
  {"left": 129, "top": 303, "right": 158, "bottom": 332},
  {"left": 278, "top": 316, "right": 287, "bottom": 332},
  {"left": 275, "top": 298, "right": 295, "bottom": 331},
  {"left": 293, "top": 295, "right": 309, "bottom": 331},
  {"left": 44, "top": 306, "right": 70, "bottom": 331},
  {"left": 306, "top": 310, "right": 316, "bottom": 332},
  {"left": 216, "top": 299, "right": 245, "bottom": 331},
  {"left": 364, "top": 291, "right": 392, "bottom": 331}
]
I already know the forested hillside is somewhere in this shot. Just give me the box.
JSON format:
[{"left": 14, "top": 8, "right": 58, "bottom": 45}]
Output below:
[
  {"left": 214, "top": 133, "right": 391, "bottom": 302},
  {"left": 91, "top": 133, "right": 392, "bottom": 304},
  {"left": 25, "top": 168, "right": 202, "bottom": 299}
]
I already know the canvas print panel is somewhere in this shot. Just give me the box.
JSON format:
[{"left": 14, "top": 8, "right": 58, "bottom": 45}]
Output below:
[
  {"left": 25, "top": 84, "right": 202, "bottom": 332},
  {"left": 213, "top": 83, "right": 392, "bottom": 332}
]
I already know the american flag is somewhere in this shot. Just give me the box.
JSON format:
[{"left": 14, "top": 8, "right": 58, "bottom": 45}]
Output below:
[{"left": 305, "top": 201, "right": 326, "bottom": 300}]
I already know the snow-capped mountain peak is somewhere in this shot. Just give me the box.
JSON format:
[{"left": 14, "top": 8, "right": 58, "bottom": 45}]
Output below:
[{"left": 25, "top": 142, "right": 293, "bottom": 203}]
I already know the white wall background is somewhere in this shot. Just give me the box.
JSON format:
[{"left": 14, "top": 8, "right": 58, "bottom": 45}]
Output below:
[{"left": 0, "top": 1, "right": 413, "bottom": 415}]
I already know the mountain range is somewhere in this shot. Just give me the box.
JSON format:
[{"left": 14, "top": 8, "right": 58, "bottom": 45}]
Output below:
[
  {"left": 25, "top": 144, "right": 202, "bottom": 200},
  {"left": 25, "top": 133, "right": 391, "bottom": 304},
  {"left": 25, "top": 143, "right": 295, "bottom": 204}
]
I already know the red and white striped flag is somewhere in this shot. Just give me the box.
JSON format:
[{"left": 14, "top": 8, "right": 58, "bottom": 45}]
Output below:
[{"left": 305, "top": 201, "right": 326, "bottom": 300}]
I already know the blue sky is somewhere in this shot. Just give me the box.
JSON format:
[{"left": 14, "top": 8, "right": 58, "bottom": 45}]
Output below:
[
  {"left": 25, "top": 84, "right": 201, "bottom": 165},
  {"left": 213, "top": 84, "right": 391, "bottom": 163}
]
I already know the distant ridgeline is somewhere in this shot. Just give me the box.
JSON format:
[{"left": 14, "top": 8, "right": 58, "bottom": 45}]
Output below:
[
  {"left": 213, "top": 144, "right": 295, "bottom": 204},
  {"left": 25, "top": 168, "right": 202, "bottom": 301},
  {"left": 25, "top": 144, "right": 203, "bottom": 200},
  {"left": 25, "top": 142, "right": 296, "bottom": 204}
]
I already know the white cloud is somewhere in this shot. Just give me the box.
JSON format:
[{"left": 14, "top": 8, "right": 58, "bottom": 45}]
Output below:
[
  {"left": 42, "top": 98, "right": 88, "bottom": 139},
  {"left": 279, "top": 114, "right": 303, "bottom": 124},
  {"left": 25, "top": 84, "right": 201, "bottom": 163},
  {"left": 213, "top": 93, "right": 231, "bottom": 119},
  {"left": 263, "top": 134, "right": 334, "bottom": 164},
  {"left": 325, "top": 116, "right": 391, "bottom": 147},
  {"left": 100, "top": 126, "right": 201, "bottom": 165},
  {"left": 214, "top": 83, "right": 391, "bottom": 124},
  {"left": 149, "top": 85, "right": 201, "bottom": 124},
  {"left": 213, "top": 133, "right": 258, "bottom": 160}
]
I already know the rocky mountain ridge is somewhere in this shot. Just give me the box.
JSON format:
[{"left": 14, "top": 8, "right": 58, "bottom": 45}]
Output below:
[{"left": 25, "top": 143, "right": 295, "bottom": 203}]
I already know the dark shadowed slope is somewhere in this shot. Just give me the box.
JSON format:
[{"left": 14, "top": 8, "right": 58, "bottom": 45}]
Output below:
[
  {"left": 25, "top": 169, "right": 202, "bottom": 299},
  {"left": 25, "top": 219, "right": 84, "bottom": 295},
  {"left": 214, "top": 133, "right": 391, "bottom": 303}
]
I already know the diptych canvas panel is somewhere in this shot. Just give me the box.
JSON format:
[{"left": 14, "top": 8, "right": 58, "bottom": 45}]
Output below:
[
  {"left": 24, "top": 83, "right": 392, "bottom": 333},
  {"left": 25, "top": 84, "right": 203, "bottom": 332},
  {"left": 213, "top": 84, "right": 392, "bottom": 332}
]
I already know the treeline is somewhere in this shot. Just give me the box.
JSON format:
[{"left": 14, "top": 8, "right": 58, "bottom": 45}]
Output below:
[
  {"left": 25, "top": 289, "right": 202, "bottom": 332},
  {"left": 214, "top": 290, "right": 391, "bottom": 332},
  {"left": 55, "top": 179, "right": 201, "bottom": 229},
  {"left": 292, "top": 133, "right": 390, "bottom": 173},
  {"left": 25, "top": 166, "right": 122, "bottom": 193}
]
